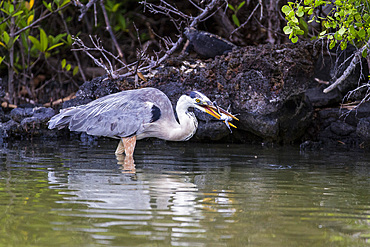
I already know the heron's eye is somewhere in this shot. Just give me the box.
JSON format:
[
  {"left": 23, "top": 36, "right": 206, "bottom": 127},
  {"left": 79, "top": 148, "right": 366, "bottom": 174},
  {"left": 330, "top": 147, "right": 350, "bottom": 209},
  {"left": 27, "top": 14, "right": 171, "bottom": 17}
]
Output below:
[{"left": 195, "top": 99, "right": 201, "bottom": 103}]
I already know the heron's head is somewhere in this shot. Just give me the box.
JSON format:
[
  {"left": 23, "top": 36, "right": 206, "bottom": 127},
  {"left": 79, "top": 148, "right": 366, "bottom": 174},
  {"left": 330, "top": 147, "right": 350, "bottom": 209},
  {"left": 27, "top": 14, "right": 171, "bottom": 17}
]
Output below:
[{"left": 185, "top": 91, "right": 239, "bottom": 128}]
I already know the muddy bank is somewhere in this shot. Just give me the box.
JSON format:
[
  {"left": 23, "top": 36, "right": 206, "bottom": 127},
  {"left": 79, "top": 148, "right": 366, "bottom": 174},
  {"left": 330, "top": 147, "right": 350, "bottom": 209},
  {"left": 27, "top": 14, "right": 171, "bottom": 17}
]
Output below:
[{"left": 1, "top": 42, "right": 369, "bottom": 150}]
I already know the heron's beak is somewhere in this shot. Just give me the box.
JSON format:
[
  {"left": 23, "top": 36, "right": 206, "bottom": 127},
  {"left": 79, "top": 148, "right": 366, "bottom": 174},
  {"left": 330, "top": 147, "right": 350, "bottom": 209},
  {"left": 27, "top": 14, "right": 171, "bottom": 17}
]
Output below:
[{"left": 198, "top": 102, "right": 239, "bottom": 128}]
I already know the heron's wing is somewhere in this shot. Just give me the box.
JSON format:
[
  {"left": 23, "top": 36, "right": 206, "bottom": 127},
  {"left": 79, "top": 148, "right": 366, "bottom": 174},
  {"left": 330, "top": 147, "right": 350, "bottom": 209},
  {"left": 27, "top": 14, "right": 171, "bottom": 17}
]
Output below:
[
  {"left": 49, "top": 88, "right": 173, "bottom": 137},
  {"left": 84, "top": 106, "right": 153, "bottom": 137}
]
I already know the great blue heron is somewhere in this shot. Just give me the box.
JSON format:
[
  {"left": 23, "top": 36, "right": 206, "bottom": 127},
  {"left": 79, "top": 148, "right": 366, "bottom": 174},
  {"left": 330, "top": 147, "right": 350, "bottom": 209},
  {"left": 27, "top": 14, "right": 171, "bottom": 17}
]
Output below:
[{"left": 48, "top": 87, "right": 238, "bottom": 156}]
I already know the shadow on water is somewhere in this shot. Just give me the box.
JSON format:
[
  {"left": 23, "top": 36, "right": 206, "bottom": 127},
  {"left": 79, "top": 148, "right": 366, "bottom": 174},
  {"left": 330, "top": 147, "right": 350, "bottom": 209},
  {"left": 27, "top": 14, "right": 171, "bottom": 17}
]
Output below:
[{"left": 0, "top": 139, "right": 369, "bottom": 246}]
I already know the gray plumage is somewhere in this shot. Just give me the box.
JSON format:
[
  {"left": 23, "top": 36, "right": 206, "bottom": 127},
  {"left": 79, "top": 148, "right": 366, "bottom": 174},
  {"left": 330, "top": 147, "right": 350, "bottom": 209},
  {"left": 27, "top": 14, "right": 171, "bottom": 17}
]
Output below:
[{"left": 48, "top": 87, "right": 218, "bottom": 142}]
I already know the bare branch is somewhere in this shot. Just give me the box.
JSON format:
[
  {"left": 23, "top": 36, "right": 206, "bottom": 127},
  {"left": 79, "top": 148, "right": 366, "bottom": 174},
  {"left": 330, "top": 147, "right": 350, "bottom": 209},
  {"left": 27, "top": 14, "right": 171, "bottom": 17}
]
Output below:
[
  {"left": 99, "top": 0, "right": 126, "bottom": 63},
  {"left": 230, "top": 2, "right": 261, "bottom": 38},
  {"left": 73, "top": 0, "right": 99, "bottom": 21},
  {"left": 72, "top": 36, "right": 116, "bottom": 78},
  {"left": 323, "top": 38, "right": 370, "bottom": 93}
]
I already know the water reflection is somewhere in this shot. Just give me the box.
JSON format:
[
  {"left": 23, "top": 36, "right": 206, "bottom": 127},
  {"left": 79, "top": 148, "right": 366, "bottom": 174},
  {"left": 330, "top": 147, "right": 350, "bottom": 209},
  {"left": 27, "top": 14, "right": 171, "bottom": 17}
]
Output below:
[
  {"left": 0, "top": 140, "right": 369, "bottom": 246},
  {"left": 116, "top": 154, "right": 136, "bottom": 173}
]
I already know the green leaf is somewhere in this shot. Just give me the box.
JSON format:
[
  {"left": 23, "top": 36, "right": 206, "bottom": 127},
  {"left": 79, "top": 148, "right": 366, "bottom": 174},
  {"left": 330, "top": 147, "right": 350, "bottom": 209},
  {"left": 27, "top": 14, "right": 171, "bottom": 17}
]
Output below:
[
  {"left": 47, "top": 42, "right": 63, "bottom": 51},
  {"left": 73, "top": 66, "right": 79, "bottom": 76},
  {"left": 40, "top": 29, "right": 48, "bottom": 52},
  {"left": 340, "top": 41, "right": 347, "bottom": 50},
  {"left": 61, "top": 0, "right": 71, "bottom": 8},
  {"left": 228, "top": 4, "right": 235, "bottom": 11},
  {"left": 299, "top": 18, "right": 308, "bottom": 34},
  {"left": 43, "top": 1, "right": 52, "bottom": 11},
  {"left": 2, "top": 31, "right": 10, "bottom": 45},
  {"left": 112, "top": 3, "right": 121, "bottom": 12},
  {"left": 61, "top": 59, "right": 66, "bottom": 69},
  {"left": 9, "top": 4, "right": 14, "bottom": 14},
  {"left": 358, "top": 28, "right": 366, "bottom": 38},
  {"left": 0, "top": 56, "right": 4, "bottom": 65},
  {"left": 281, "top": 5, "right": 291, "bottom": 14},
  {"left": 12, "top": 10, "right": 23, "bottom": 17},
  {"left": 291, "top": 36, "right": 298, "bottom": 43},
  {"left": 67, "top": 34, "right": 72, "bottom": 45},
  {"left": 297, "top": 6, "right": 304, "bottom": 17},
  {"left": 362, "top": 48, "right": 367, "bottom": 58},
  {"left": 237, "top": 1, "right": 245, "bottom": 10},
  {"left": 232, "top": 14, "right": 240, "bottom": 27},
  {"left": 364, "top": 14, "right": 370, "bottom": 22},
  {"left": 13, "top": 35, "right": 20, "bottom": 44},
  {"left": 355, "top": 13, "right": 361, "bottom": 22},
  {"left": 66, "top": 63, "right": 71, "bottom": 71},
  {"left": 296, "top": 29, "right": 304, "bottom": 35},
  {"left": 283, "top": 26, "right": 292, "bottom": 34},
  {"left": 334, "top": 32, "right": 343, "bottom": 41},
  {"left": 338, "top": 27, "right": 345, "bottom": 35},
  {"left": 27, "top": 15, "right": 34, "bottom": 25},
  {"left": 28, "top": 35, "right": 41, "bottom": 51}
]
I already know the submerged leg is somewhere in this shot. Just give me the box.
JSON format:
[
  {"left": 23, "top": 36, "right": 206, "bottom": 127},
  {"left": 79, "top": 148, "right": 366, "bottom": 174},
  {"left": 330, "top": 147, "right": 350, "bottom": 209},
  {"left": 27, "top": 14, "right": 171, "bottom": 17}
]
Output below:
[{"left": 121, "top": 136, "right": 137, "bottom": 156}]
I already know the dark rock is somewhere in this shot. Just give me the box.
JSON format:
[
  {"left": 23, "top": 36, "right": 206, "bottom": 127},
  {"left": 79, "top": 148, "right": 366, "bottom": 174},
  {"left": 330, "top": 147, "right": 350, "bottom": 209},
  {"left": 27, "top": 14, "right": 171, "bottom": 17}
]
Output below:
[
  {"left": 20, "top": 107, "right": 55, "bottom": 131},
  {"left": 4, "top": 107, "right": 57, "bottom": 138},
  {"left": 63, "top": 75, "right": 120, "bottom": 108},
  {"left": 330, "top": 121, "right": 356, "bottom": 136},
  {"left": 11, "top": 108, "right": 33, "bottom": 123},
  {"left": 0, "top": 107, "right": 10, "bottom": 122},
  {"left": 345, "top": 102, "right": 370, "bottom": 121},
  {"left": 0, "top": 120, "right": 20, "bottom": 139},
  {"left": 33, "top": 107, "right": 55, "bottom": 122},
  {"left": 300, "top": 140, "right": 323, "bottom": 151},
  {"left": 20, "top": 117, "right": 42, "bottom": 132},
  {"left": 184, "top": 27, "right": 236, "bottom": 58},
  {"left": 356, "top": 117, "right": 370, "bottom": 141},
  {"left": 305, "top": 86, "right": 342, "bottom": 107},
  {"left": 194, "top": 121, "right": 231, "bottom": 141}
]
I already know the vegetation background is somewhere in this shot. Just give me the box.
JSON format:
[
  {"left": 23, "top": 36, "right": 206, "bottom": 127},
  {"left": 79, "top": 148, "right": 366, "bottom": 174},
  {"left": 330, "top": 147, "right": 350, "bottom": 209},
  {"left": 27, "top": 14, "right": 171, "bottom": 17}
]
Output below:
[{"left": 0, "top": 0, "right": 369, "bottom": 106}]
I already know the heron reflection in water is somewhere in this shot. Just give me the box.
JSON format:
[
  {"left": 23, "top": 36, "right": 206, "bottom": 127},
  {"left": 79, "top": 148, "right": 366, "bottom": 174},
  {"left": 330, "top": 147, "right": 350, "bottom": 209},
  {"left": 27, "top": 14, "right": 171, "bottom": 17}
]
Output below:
[{"left": 48, "top": 87, "right": 238, "bottom": 168}]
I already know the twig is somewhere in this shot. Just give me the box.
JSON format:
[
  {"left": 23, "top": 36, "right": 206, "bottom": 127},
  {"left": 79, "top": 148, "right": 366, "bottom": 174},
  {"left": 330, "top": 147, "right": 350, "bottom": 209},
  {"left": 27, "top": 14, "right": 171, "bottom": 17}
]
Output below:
[
  {"left": 99, "top": 0, "right": 126, "bottom": 63},
  {"left": 1, "top": 102, "right": 17, "bottom": 109},
  {"left": 14, "top": 2, "right": 72, "bottom": 36},
  {"left": 43, "top": 93, "right": 76, "bottom": 107},
  {"left": 72, "top": 35, "right": 132, "bottom": 79},
  {"left": 229, "top": 2, "right": 260, "bottom": 38},
  {"left": 323, "top": 38, "right": 370, "bottom": 93},
  {"left": 73, "top": 0, "right": 98, "bottom": 21}
]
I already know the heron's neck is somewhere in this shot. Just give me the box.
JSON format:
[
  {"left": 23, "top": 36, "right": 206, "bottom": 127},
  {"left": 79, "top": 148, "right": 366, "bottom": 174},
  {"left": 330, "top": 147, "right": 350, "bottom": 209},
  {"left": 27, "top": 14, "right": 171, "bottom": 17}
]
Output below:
[{"left": 168, "top": 95, "right": 198, "bottom": 141}]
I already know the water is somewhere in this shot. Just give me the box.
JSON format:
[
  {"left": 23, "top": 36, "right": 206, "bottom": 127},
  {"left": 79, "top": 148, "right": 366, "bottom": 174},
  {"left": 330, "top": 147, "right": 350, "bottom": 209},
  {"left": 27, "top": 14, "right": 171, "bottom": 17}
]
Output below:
[{"left": 0, "top": 139, "right": 369, "bottom": 247}]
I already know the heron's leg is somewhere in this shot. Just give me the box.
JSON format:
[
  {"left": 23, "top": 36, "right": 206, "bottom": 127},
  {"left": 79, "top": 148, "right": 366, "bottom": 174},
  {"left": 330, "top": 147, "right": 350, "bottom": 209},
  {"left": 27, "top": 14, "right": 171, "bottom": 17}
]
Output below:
[
  {"left": 115, "top": 139, "right": 125, "bottom": 155},
  {"left": 122, "top": 136, "right": 137, "bottom": 157}
]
